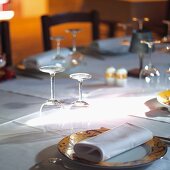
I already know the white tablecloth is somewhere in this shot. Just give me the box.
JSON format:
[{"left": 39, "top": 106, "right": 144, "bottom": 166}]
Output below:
[{"left": 0, "top": 38, "right": 170, "bottom": 170}]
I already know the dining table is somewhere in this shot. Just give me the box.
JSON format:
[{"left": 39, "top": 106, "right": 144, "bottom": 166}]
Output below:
[{"left": 0, "top": 37, "right": 170, "bottom": 170}]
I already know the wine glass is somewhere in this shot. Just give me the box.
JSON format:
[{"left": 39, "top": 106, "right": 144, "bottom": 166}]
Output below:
[
  {"left": 50, "top": 36, "right": 66, "bottom": 65},
  {"left": 0, "top": 53, "right": 6, "bottom": 68},
  {"left": 39, "top": 63, "right": 65, "bottom": 112},
  {"left": 65, "top": 29, "right": 84, "bottom": 66},
  {"left": 70, "top": 73, "right": 92, "bottom": 107},
  {"left": 139, "top": 40, "right": 161, "bottom": 92},
  {"left": 165, "top": 67, "right": 170, "bottom": 90},
  {"left": 161, "top": 20, "right": 170, "bottom": 52}
]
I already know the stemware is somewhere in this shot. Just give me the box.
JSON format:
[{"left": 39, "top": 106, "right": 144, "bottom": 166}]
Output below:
[
  {"left": 165, "top": 67, "right": 170, "bottom": 90},
  {"left": 50, "top": 36, "right": 66, "bottom": 65},
  {"left": 0, "top": 53, "right": 6, "bottom": 68},
  {"left": 65, "top": 29, "right": 84, "bottom": 66},
  {"left": 139, "top": 40, "right": 161, "bottom": 92},
  {"left": 70, "top": 73, "right": 91, "bottom": 107},
  {"left": 161, "top": 20, "right": 170, "bottom": 52},
  {"left": 39, "top": 63, "right": 65, "bottom": 112}
]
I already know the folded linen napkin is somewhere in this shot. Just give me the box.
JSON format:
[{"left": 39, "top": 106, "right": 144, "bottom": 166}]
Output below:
[
  {"left": 23, "top": 48, "right": 71, "bottom": 70},
  {"left": 90, "top": 37, "right": 130, "bottom": 55},
  {"left": 73, "top": 123, "right": 153, "bottom": 163}
]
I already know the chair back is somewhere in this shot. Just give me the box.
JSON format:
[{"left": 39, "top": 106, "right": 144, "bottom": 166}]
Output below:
[{"left": 41, "top": 10, "right": 100, "bottom": 51}]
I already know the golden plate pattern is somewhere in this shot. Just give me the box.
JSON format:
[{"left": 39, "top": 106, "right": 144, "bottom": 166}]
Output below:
[
  {"left": 157, "top": 90, "right": 170, "bottom": 106},
  {"left": 57, "top": 128, "right": 167, "bottom": 169},
  {"left": 157, "top": 90, "right": 170, "bottom": 109}
]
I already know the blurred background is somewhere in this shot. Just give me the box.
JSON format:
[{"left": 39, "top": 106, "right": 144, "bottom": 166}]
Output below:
[{"left": 5, "top": 0, "right": 169, "bottom": 65}]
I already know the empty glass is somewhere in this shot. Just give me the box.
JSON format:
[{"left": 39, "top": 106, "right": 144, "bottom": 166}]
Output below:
[
  {"left": 161, "top": 20, "right": 170, "bottom": 52},
  {"left": 165, "top": 67, "right": 170, "bottom": 90},
  {"left": 39, "top": 63, "right": 65, "bottom": 112},
  {"left": 70, "top": 73, "right": 91, "bottom": 107},
  {"left": 139, "top": 40, "right": 161, "bottom": 92},
  {"left": 50, "top": 36, "right": 66, "bottom": 65},
  {"left": 66, "top": 29, "right": 84, "bottom": 66}
]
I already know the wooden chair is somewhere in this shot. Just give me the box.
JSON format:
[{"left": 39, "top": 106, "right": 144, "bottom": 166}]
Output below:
[
  {"left": 41, "top": 10, "right": 101, "bottom": 51},
  {"left": 0, "top": 21, "right": 12, "bottom": 66}
]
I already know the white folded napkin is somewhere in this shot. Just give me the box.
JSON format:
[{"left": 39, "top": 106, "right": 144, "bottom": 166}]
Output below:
[
  {"left": 73, "top": 123, "right": 153, "bottom": 163},
  {"left": 90, "top": 37, "right": 130, "bottom": 54},
  {"left": 23, "top": 48, "right": 71, "bottom": 70}
]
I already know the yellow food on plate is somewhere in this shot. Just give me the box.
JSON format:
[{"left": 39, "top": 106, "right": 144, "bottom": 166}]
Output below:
[{"left": 157, "top": 90, "right": 170, "bottom": 106}]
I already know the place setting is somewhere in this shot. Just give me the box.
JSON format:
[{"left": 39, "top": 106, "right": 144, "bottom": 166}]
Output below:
[
  {"left": 16, "top": 29, "right": 86, "bottom": 80},
  {"left": 30, "top": 123, "right": 170, "bottom": 170}
]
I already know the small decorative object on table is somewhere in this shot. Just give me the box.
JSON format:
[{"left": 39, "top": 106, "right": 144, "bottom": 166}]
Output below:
[
  {"left": 116, "top": 68, "right": 128, "bottom": 87},
  {"left": 105, "top": 67, "right": 116, "bottom": 85}
]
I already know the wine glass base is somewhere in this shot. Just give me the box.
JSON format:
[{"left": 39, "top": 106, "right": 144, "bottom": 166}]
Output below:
[
  {"left": 46, "top": 99, "right": 63, "bottom": 106},
  {"left": 71, "top": 100, "right": 89, "bottom": 108},
  {"left": 40, "top": 99, "right": 63, "bottom": 112}
]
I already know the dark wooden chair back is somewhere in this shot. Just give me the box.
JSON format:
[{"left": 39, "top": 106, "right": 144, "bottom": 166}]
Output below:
[
  {"left": 41, "top": 10, "right": 100, "bottom": 51},
  {"left": 0, "top": 21, "right": 12, "bottom": 66}
]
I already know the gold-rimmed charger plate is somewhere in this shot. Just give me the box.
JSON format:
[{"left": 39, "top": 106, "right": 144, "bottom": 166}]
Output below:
[{"left": 58, "top": 128, "right": 167, "bottom": 169}]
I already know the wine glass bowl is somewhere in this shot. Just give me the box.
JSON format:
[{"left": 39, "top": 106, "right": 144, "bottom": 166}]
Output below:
[
  {"left": 65, "top": 28, "right": 84, "bottom": 67},
  {"left": 162, "top": 20, "right": 170, "bottom": 42},
  {"left": 159, "top": 20, "right": 170, "bottom": 52},
  {"left": 50, "top": 36, "right": 66, "bottom": 64},
  {"left": 139, "top": 65, "right": 160, "bottom": 86},
  {"left": 39, "top": 63, "right": 65, "bottom": 112},
  {"left": 165, "top": 67, "right": 170, "bottom": 90},
  {"left": 39, "top": 64, "right": 65, "bottom": 75},
  {"left": 139, "top": 40, "right": 160, "bottom": 91},
  {"left": 70, "top": 73, "right": 92, "bottom": 107}
]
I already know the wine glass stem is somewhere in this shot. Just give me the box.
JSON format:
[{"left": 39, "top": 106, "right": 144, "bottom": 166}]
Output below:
[
  {"left": 148, "top": 46, "right": 153, "bottom": 67},
  {"left": 56, "top": 40, "right": 61, "bottom": 56},
  {"left": 50, "top": 74, "right": 55, "bottom": 101},
  {"left": 139, "top": 52, "right": 144, "bottom": 70},
  {"left": 78, "top": 81, "right": 83, "bottom": 101},
  {"left": 72, "top": 33, "right": 77, "bottom": 52}
]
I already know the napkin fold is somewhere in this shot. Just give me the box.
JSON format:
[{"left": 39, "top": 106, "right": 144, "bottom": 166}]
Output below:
[
  {"left": 73, "top": 123, "right": 153, "bottom": 163},
  {"left": 23, "top": 48, "right": 71, "bottom": 70},
  {"left": 90, "top": 37, "right": 130, "bottom": 55}
]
